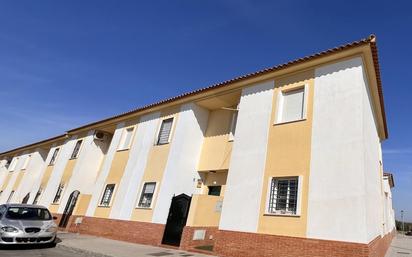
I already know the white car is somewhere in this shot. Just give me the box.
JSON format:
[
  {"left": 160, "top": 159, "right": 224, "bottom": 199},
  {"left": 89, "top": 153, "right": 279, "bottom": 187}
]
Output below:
[{"left": 0, "top": 204, "right": 57, "bottom": 245}]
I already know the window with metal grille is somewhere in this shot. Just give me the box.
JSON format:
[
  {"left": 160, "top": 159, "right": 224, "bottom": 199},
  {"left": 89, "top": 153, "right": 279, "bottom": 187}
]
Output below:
[
  {"left": 49, "top": 148, "right": 59, "bottom": 165},
  {"left": 33, "top": 188, "right": 42, "bottom": 205},
  {"left": 268, "top": 177, "right": 298, "bottom": 215},
  {"left": 52, "top": 183, "right": 64, "bottom": 204},
  {"left": 118, "top": 127, "right": 134, "bottom": 150},
  {"left": 138, "top": 182, "right": 156, "bottom": 208},
  {"left": 157, "top": 118, "right": 173, "bottom": 145},
  {"left": 100, "top": 184, "right": 115, "bottom": 206},
  {"left": 7, "top": 191, "right": 15, "bottom": 203},
  {"left": 70, "top": 140, "right": 83, "bottom": 159}
]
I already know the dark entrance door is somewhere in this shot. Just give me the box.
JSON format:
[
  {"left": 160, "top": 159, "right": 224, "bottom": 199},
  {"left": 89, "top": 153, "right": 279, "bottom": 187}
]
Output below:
[
  {"left": 161, "top": 194, "right": 192, "bottom": 246},
  {"left": 59, "top": 190, "right": 80, "bottom": 228}
]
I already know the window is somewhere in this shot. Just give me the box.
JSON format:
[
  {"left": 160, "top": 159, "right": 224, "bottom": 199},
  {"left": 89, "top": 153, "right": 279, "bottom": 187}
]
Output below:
[
  {"left": 268, "top": 177, "right": 298, "bottom": 215},
  {"left": 100, "top": 184, "right": 115, "bottom": 206},
  {"left": 7, "top": 191, "right": 15, "bottom": 203},
  {"left": 5, "top": 159, "right": 11, "bottom": 169},
  {"left": 52, "top": 183, "right": 64, "bottom": 204},
  {"left": 118, "top": 127, "right": 134, "bottom": 150},
  {"left": 157, "top": 118, "right": 173, "bottom": 145},
  {"left": 49, "top": 148, "right": 59, "bottom": 165},
  {"left": 0, "top": 191, "right": 3, "bottom": 198},
  {"left": 9, "top": 158, "right": 18, "bottom": 171},
  {"left": 33, "top": 188, "right": 42, "bottom": 205},
  {"left": 229, "top": 110, "right": 239, "bottom": 141},
  {"left": 208, "top": 186, "right": 222, "bottom": 196},
  {"left": 277, "top": 87, "right": 306, "bottom": 123},
  {"left": 70, "top": 140, "right": 83, "bottom": 159},
  {"left": 21, "top": 155, "right": 31, "bottom": 170},
  {"left": 138, "top": 182, "right": 156, "bottom": 208}
]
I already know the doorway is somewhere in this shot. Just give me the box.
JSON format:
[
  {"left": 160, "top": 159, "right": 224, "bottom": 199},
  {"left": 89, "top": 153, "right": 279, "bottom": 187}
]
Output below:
[
  {"left": 161, "top": 194, "right": 192, "bottom": 246},
  {"left": 59, "top": 190, "right": 80, "bottom": 228}
]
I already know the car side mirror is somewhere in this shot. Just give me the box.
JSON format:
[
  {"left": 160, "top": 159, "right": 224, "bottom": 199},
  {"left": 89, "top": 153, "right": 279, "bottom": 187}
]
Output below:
[{"left": 52, "top": 216, "right": 58, "bottom": 220}]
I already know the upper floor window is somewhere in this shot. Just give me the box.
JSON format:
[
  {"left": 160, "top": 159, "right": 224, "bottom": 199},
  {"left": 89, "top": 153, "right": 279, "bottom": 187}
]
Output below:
[
  {"left": 70, "top": 140, "right": 83, "bottom": 159},
  {"left": 100, "top": 184, "right": 115, "bottom": 207},
  {"left": 267, "top": 177, "right": 299, "bottom": 215},
  {"left": 21, "top": 155, "right": 31, "bottom": 170},
  {"left": 276, "top": 87, "right": 306, "bottom": 124},
  {"left": 8, "top": 157, "right": 18, "bottom": 172},
  {"left": 49, "top": 148, "right": 59, "bottom": 166},
  {"left": 157, "top": 118, "right": 174, "bottom": 145},
  {"left": 52, "top": 183, "right": 64, "bottom": 204},
  {"left": 118, "top": 127, "right": 134, "bottom": 151},
  {"left": 138, "top": 182, "right": 156, "bottom": 208},
  {"left": 4, "top": 159, "right": 11, "bottom": 169},
  {"left": 6, "top": 191, "right": 15, "bottom": 203}
]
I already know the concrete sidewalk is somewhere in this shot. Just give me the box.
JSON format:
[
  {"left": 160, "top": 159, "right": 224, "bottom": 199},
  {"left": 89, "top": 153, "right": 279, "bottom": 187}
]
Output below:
[
  {"left": 56, "top": 232, "right": 215, "bottom": 257},
  {"left": 385, "top": 234, "right": 412, "bottom": 257}
]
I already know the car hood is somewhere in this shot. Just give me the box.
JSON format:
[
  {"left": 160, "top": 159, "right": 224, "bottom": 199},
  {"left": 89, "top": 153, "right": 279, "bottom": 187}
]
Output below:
[{"left": 0, "top": 219, "right": 55, "bottom": 229}]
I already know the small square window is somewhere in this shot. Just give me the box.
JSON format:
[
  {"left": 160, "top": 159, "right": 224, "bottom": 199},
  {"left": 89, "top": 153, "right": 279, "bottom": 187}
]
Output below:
[
  {"left": 138, "top": 182, "right": 156, "bottom": 208},
  {"left": 70, "top": 140, "right": 83, "bottom": 159},
  {"left": 267, "top": 177, "right": 299, "bottom": 215},
  {"left": 100, "top": 184, "right": 115, "bottom": 207},
  {"left": 277, "top": 87, "right": 306, "bottom": 124},
  {"left": 157, "top": 118, "right": 174, "bottom": 145},
  {"left": 21, "top": 155, "right": 31, "bottom": 170},
  {"left": 8, "top": 157, "right": 18, "bottom": 172},
  {"left": 118, "top": 127, "right": 134, "bottom": 150},
  {"left": 49, "top": 148, "right": 60, "bottom": 166},
  {"left": 208, "top": 186, "right": 222, "bottom": 196}
]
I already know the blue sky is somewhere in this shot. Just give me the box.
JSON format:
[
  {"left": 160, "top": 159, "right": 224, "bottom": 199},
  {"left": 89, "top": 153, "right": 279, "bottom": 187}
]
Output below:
[{"left": 0, "top": 1, "right": 411, "bottom": 221}]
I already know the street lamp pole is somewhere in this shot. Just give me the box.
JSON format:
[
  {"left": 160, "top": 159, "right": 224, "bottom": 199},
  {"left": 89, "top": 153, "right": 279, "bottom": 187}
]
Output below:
[{"left": 401, "top": 210, "right": 404, "bottom": 233}]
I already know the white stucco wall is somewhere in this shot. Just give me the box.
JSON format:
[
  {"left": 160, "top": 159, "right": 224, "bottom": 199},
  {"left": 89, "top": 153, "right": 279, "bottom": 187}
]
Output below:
[
  {"left": 0, "top": 160, "right": 9, "bottom": 192},
  {"left": 0, "top": 154, "right": 26, "bottom": 203},
  {"left": 109, "top": 112, "right": 160, "bottom": 220},
  {"left": 38, "top": 136, "right": 78, "bottom": 207},
  {"left": 152, "top": 103, "right": 209, "bottom": 224},
  {"left": 307, "top": 57, "right": 382, "bottom": 243},
  {"left": 57, "top": 130, "right": 108, "bottom": 213},
  {"left": 85, "top": 122, "right": 125, "bottom": 217},
  {"left": 219, "top": 81, "right": 274, "bottom": 233}
]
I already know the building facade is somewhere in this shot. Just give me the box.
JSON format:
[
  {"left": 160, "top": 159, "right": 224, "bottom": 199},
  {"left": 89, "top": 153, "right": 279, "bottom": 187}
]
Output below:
[{"left": 0, "top": 35, "right": 395, "bottom": 257}]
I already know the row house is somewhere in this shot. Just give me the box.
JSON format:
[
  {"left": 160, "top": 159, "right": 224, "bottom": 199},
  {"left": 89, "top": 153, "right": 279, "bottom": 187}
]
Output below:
[{"left": 0, "top": 35, "right": 395, "bottom": 257}]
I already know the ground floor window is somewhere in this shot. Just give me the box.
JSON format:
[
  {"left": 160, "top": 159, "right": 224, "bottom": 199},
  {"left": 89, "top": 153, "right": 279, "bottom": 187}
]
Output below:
[
  {"left": 53, "top": 183, "right": 64, "bottom": 204},
  {"left": 268, "top": 177, "right": 298, "bottom": 215},
  {"left": 207, "top": 186, "right": 222, "bottom": 196},
  {"left": 100, "top": 184, "right": 115, "bottom": 206},
  {"left": 138, "top": 182, "right": 156, "bottom": 208},
  {"left": 33, "top": 188, "right": 42, "bottom": 205}
]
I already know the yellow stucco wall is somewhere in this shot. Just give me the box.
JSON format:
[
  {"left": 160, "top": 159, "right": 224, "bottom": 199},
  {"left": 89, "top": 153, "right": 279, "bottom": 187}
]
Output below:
[
  {"left": 1, "top": 173, "right": 12, "bottom": 191},
  {"left": 73, "top": 194, "right": 92, "bottom": 216},
  {"left": 197, "top": 109, "right": 233, "bottom": 172},
  {"left": 257, "top": 70, "right": 315, "bottom": 237},
  {"left": 186, "top": 194, "right": 223, "bottom": 227}
]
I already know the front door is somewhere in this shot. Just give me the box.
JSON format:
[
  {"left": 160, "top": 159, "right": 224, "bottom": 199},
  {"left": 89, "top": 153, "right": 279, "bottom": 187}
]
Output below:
[
  {"left": 161, "top": 194, "right": 191, "bottom": 246},
  {"left": 59, "top": 190, "right": 80, "bottom": 228}
]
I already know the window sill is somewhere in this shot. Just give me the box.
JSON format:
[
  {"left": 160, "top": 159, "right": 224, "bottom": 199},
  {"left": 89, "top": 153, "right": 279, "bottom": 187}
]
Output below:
[
  {"left": 274, "top": 118, "right": 306, "bottom": 126},
  {"left": 97, "top": 205, "right": 111, "bottom": 208},
  {"left": 155, "top": 142, "right": 170, "bottom": 146},
  {"left": 264, "top": 213, "right": 300, "bottom": 218},
  {"left": 116, "top": 148, "right": 130, "bottom": 152},
  {"left": 51, "top": 203, "right": 60, "bottom": 205},
  {"left": 69, "top": 157, "right": 78, "bottom": 160},
  {"left": 135, "top": 207, "right": 152, "bottom": 210},
  {"left": 48, "top": 164, "right": 55, "bottom": 167}
]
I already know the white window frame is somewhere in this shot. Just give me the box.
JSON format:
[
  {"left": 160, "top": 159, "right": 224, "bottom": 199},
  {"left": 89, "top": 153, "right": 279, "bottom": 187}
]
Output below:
[
  {"left": 52, "top": 183, "right": 65, "bottom": 204},
  {"left": 98, "top": 184, "right": 117, "bottom": 207},
  {"left": 70, "top": 140, "right": 83, "bottom": 159},
  {"left": 275, "top": 84, "right": 309, "bottom": 125},
  {"left": 8, "top": 157, "right": 19, "bottom": 172},
  {"left": 156, "top": 117, "right": 175, "bottom": 145},
  {"left": 49, "top": 148, "right": 60, "bottom": 166},
  {"left": 136, "top": 182, "right": 158, "bottom": 209},
  {"left": 21, "top": 155, "right": 31, "bottom": 170},
  {"left": 265, "top": 175, "right": 303, "bottom": 216},
  {"left": 117, "top": 126, "right": 135, "bottom": 151}
]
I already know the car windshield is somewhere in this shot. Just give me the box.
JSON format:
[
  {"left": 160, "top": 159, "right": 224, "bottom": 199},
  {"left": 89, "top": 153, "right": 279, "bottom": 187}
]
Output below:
[{"left": 5, "top": 207, "right": 52, "bottom": 220}]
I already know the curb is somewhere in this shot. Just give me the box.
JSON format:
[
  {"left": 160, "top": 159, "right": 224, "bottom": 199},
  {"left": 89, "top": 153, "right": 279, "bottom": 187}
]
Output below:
[{"left": 56, "top": 243, "right": 114, "bottom": 257}]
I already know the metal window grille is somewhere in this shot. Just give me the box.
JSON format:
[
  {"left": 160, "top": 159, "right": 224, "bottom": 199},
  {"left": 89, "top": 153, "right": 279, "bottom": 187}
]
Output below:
[
  {"left": 268, "top": 177, "right": 298, "bottom": 214},
  {"left": 100, "top": 184, "right": 115, "bottom": 206},
  {"left": 33, "top": 188, "right": 42, "bottom": 205},
  {"left": 138, "top": 182, "right": 156, "bottom": 208},
  {"left": 52, "top": 183, "right": 64, "bottom": 204},
  {"left": 49, "top": 148, "right": 60, "bottom": 165},
  {"left": 70, "top": 140, "right": 83, "bottom": 159},
  {"left": 157, "top": 118, "right": 173, "bottom": 145}
]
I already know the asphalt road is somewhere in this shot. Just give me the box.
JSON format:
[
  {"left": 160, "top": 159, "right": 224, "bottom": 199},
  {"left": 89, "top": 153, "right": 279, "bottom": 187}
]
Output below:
[{"left": 0, "top": 245, "right": 89, "bottom": 257}]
